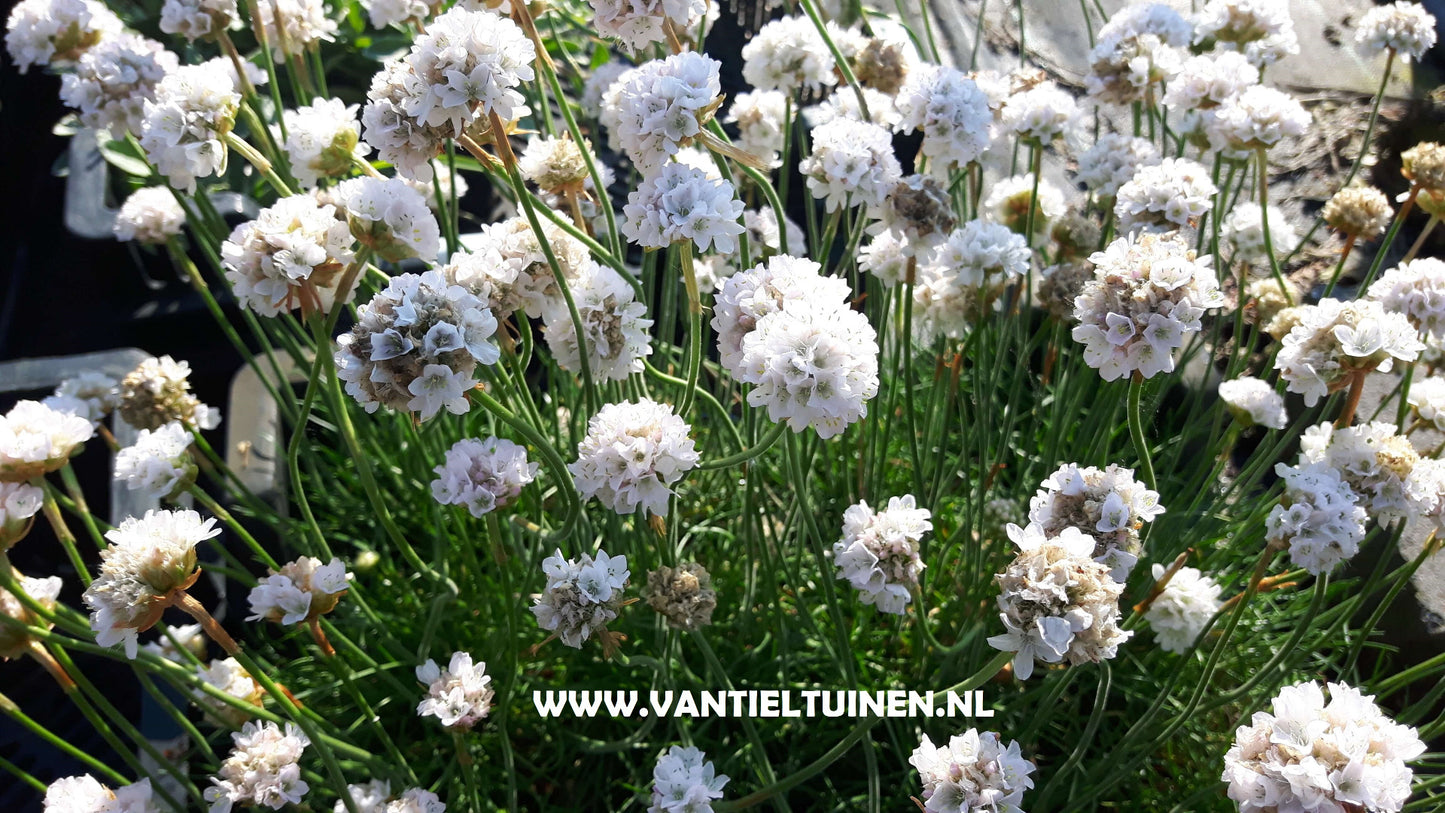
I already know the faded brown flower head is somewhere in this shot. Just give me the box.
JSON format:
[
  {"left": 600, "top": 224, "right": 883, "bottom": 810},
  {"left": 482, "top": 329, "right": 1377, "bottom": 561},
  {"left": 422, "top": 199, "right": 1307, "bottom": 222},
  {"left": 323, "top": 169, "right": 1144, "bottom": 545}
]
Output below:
[
  {"left": 1403, "top": 142, "right": 1445, "bottom": 193},
  {"left": 1050, "top": 213, "right": 1100, "bottom": 263},
  {"left": 645, "top": 562, "right": 716, "bottom": 630},
  {"left": 854, "top": 38, "right": 908, "bottom": 95},
  {"left": 1039, "top": 262, "right": 1093, "bottom": 320},
  {"left": 118, "top": 356, "right": 215, "bottom": 431},
  {"left": 885, "top": 175, "right": 957, "bottom": 240},
  {"left": 1322, "top": 186, "right": 1392, "bottom": 240}
]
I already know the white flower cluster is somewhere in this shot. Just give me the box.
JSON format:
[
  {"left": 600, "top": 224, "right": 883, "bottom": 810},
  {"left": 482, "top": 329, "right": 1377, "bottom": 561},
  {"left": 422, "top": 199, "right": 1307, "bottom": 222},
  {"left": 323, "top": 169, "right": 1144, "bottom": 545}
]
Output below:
[
  {"left": 1072, "top": 231, "right": 1225, "bottom": 380},
  {"left": 431, "top": 437, "right": 537, "bottom": 517},
  {"left": 1299, "top": 421, "right": 1430, "bottom": 524},
  {"left": 254, "top": 0, "right": 335, "bottom": 58},
  {"left": 741, "top": 15, "right": 835, "bottom": 93},
  {"left": 859, "top": 227, "right": 921, "bottom": 287},
  {"left": 142, "top": 622, "right": 204, "bottom": 663},
  {"left": 1222, "top": 681, "right": 1426, "bottom": 813},
  {"left": 1223, "top": 202, "right": 1298, "bottom": 266},
  {"left": 1408, "top": 375, "right": 1445, "bottom": 429},
  {"left": 1143, "top": 562, "right": 1221, "bottom": 653},
  {"left": 282, "top": 98, "right": 369, "bottom": 189},
  {"left": 0, "top": 481, "right": 43, "bottom": 547},
  {"left": 984, "top": 173, "right": 1067, "bottom": 235},
  {"left": 0, "top": 399, "right": 94, "bottom": 482},
  {"left": 621, "top": 163, "right": 745, "bottom": 254},
  {"left": 361, "top": 7, "right": 535, "bottom": 180},
  {"left": 205, "top": 721, "right": 310, "bottom": 812},
  {"left": 1323, "top": 185, "right": 1393, "bottom": 240},
  {"left": 1029, "top": 463, "right": 1164, "bottom": 582},
  {"left": 1163, "top": 51, "right": 1258, "bottom": 117},
  {"left": 1207, "top": 85, "right": 1310, "bottom": 153},
  {"left": 912, "top": 220, "right": 1030, "bottom": 343},
  {"left": 569, "top": 399, "right": 698, "bottom": 517},
  {"left": 114, "top": 187, "right": 186, "bottom": 245},
  {"left": 336, "top": 176, "right": 441, "bottom": 262},
  {"left": 1085, "top": 2, "right": 1191, "bottom": 104},
  {"left": 531, "top": 548, "right": 630, "bottom": 649},
  {"left": 447, "top": 213, "right": 591, "bottom": 320},
  {"left": 416, "top": 650, "right": 494, "bottom": 730},
  {"left": 1192, "top": 0, "right": 1298, "bottom": 66},
  {"left": 5, "top": 0, "right": 121, "bottom": 73},
  {"left": 612, "top": 52, "right": 720, "bottom": 173},
  {"left": 831, "top": 495, "right": 930, "bottom": 614},
  {"left": 713, "top": 255, "right": 852, "bottom": 370},
  {"left": 1356, "top": 1, "right": 1438, "bottom": 62},
  {"left": 221, "top": 193, "right": 357, "bottom": 318},
  {"left": 1073, "top": 133, "right": 1161, "bottom": 197},
  {"left": 542, "top": 262, "right": 654, "bottom": 382},
  {"left": 59, "top": 33, "right": 177, "bottom": 135},
  {"left": 648, "top": 745, "right": 728, "bottom": 813},
  {"left": 909, "top": 730, "right": 1036, "bottom": 813},
  {"left": 988, "top": 523, "right": 1133, "bottom": 680},
  {"left": 335, "top": 270, "right": 500, "bottom": 420},
  {"left": 193, "top": 657, "right": 263, "bottom": 727},
  {"left": 517, "top": 134, "right": 601, "bottom": 195},
  {"left": 118, "top": 354, "right": 221, "bottom": 431},
  {"left": 896, "top": 64, "right": 992, "bottom": 175},
  {"left": 361, "top": 0, "right": 429, "bottom": 29},
  {"left": 1002, "top": 81, "right": 1079, "bottom": 144},
  {"left": 115, "top": 422, "right": 195, "bottom": 500},
  {"left": 1115, "top": 158, "right": 1217, "bottom": 233},
  {"left": 43, "top": 775, "right": 158, "bottom": 813},
  {"left": 725, "top": 90, "right": 787, "bottom": 168},
  {"left": 590, "top": 0, "right": 705, "bottom": 51},
  {"left": 1274, "top": 298, "right": 1423, "bottom": 406},
  {"left": 83, "top": 509, "right": 218, "bottom": 658},
  {"left": 809, "top": 85, "right": 901, "bottom": 130},
  {"left": 0, "top": 573, "right": 61, "bottom": 657},
  {"left": 1267, "top": 461, "right": 1368, "bottom": 575},
  {"left": 49, "top": 373, "right": 119, "bottom": 426},
  {"left": 336, "top": 784, "right": 445, "bottom": 813},
  {"left": 139, "top": 59, "right": 242, "bottom": 194},
  {"left": 1368, "top": 258, "right": 1445, "bottom": 340},
  {"left": 799, "top": 118, "right": 902, "bottom": 213},
  {"left": 160, "top": 0, "right": 237, "bottom": 40},
  {"left": 247, "top": 556, "right": 349, "bottom": 625},
  {"left": 1218, "top": 376, "right": 1288, "bottom": 430}
]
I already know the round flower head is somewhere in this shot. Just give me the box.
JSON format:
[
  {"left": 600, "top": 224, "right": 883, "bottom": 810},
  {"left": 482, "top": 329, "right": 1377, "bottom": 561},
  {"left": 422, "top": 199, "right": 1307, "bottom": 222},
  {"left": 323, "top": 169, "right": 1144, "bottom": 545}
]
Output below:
[
  {"left": 1039, "top": 261, "right": 1094, "bottom": 320},
  {"left": 1218, "top": 376, "right": 1288, "bottom": 430},
  {"left": 383, "top": 788, "right": 446, "bottom": 813},
  {"left": 517, "top": 134, "right": 593, "bottom": 194},
  {"left": 59, "top": 33, "right": 178, "bottom": 136},
  {"left": 712, "top": 254, "right": 853, "bottom": 374},
  {"left": 362, "top": 0, "right": 429, "bottom": 29},
  {"left": 193, "top": 657, "right": 264, "bottom": 727},
  {"left": 531, "top": 548, "right": 630, "bottom": 652},
  {"left": 807, "top": 85, "right": 901, "bottom": 130},
  {"left": 852, "top": 31, "right": 913, "bottom": 94},
  {"left": 1207, "top": 85, "right": 1309, "bottom": 152},
  {"left": 1074, "top": 133, "right": 1161, "bottom": 198},
  {"left": 1192, "top": 0, "right": 1298, "bottom": 66},
  {"left": 83, "top": 509, "right": 219, "bottom": 658},
  {"left": 1143, "top": 563, "right": 1221, "bottom": 654},
  {"left": 0, "top": 400, "right": 94, "bottom": 482},
  {"left": 741, "top": 15, "right": 835, "bottom": 93},
  {"left": 582, "top": 59, "right": 632, "bottom": 120},
  {"left": 612, "top": 52, "right": 721, "bottom": 173},
  {"left": 205, "top": 721, "right": 311, "bottom": 812},
  {"left": 984, "top": 173, "right": 1066, "bottom": 236},
  {"left": 0, "top": 481, "right": 43, "bottom": 549},
  {"left": 118, "top": 355, "right": 221, "bottom": 432},
  {"left": 254, "top": 0, "right": 335, "bottom": 58},
  {"left": 1223, "top": 202, "right": 1298, "bottom": 267},
  {"left": 1356, "top": 1, "right": 1438, "bottom": 61},
  {"left": 114, "top": 187, "right": 186, "bottom": 245},
  {"left": 541, "top": 262, "right": 654, "bottom": 382},
  {"left": 1115, "top": 158, "right": 1217, "bottom": 233},
  {"left": 222, "top": 194, "right": 358, "bottom": 318},
  {"left": 1002, "top": 81, "right": 1079, "bottom": 144},
  {"left": 648, "top": 745, "right": 728, "bottom": 813},
  {"left": 858, "top": 227, "right": 922, "bottom": 288},
  {"left": 1029, "top": 462, "right": 1164, "bottom": 582},
  {"left": 335, "top": 270, "right": 500, "bottom": 420},
  {"left": 742, "top": 207, "right": 804, "bottom": 258},
  {"left": 740, "top": 296, "right": 880, "bottom": 439},
  {"left": 115, "top": 422, "right": 196, "bottom": 500},
  {"left": 416, "top": 650, "right": 494, "bottom": 730},
  {"left": 0, "top": 573, "right": 62, "bottom": 658},
  {"left": 1368, "top": 258, "right": 1445, "bottom": 340},
  {"left": 896, "top": 64, "right": 992, "bottom": 175},
  {"left": 1162, "top": 51, "right": 1259, "bottom": 113},
  {"left": 881, "top": 174, "right": 959, "bottom": 242},
  {"left": 1323, "top": 185, "right": 1392, "bottom": 240},
  {"left": 138, "top": 59, "right": 243, "bottom": 194},
  {"left": 43, "top": 776, "right": 158, "bottom": 813},
  {"left": 725, "top": 90, "right": 787, "bottom": 168},
  {"left": 1085, "top": 2, "right": 1191, "bottom": 104},
  {"left": 911, "top": 220, "right": 1030, "bottom": 342},
  {"left": 361, "top": 57, "right": 450, "bottom": 181},
  {"left": 142, "top": 622, "right": 205, "bottom": 663},
  {"left": 159, "top": 0, "right": 240, "bottom": 41},
  {"left": 1052, "top": 213, "right": 1102, "bottom": 264},
  {"left": 446, "top": 212, "right": 591, "bottom": 320},
  {"left": 5, "top": 0, "right": 121, "bottom": 73},
  {"left": 1072, "top": 231, "right": 1225, "bottom": 381},
  {"left": 799, "top": 118, "right": 902, "bottom": 213},
  {"left": 590, "top": 0, "right": 706, "bottom": 52},
  {"left": 645, "top": 563, "right": 716, "bottom": 630},
  {"left": 910, "top": 730, "right": 1036, "bottom": 812},
  {"left": 1299, "top": 421, "right": 1425, "bottom": 524},
  {"left": 282, "top": 98, "right": 369, "bottom": 189},
  {"left": 1223, "top": 681, "right": 1426, "bottom": 812},
  {"left": 336, "top": 176, "right": 441, "bottom": 262},
  {"left": 988, "top": 523, "right": 1133, "bottom": 679},
  {"left": 49, "top": 373, "right": 119, "bottom": 428},
  {"left": 569, "top": 399, "right": 698, "bottom": 517},
  {"left": 831, "top": 495, "right": 930, "bottom": 614},
  {"left": 1274, "top": 298, "right": 1423, "bottom": 406},
  {"left": 431, "top": 437, "right": 537, "bottom": 517},
  {"left": 620, "top": 163, "right": 745, "bottom": 254},
  {"left": 247, "top": 556, "right": 349, "bottom": 625},
  {"left": 1408, "top": 375, "right": 1445, "bottom": 430},
  {"left": 334, "top": 780, "right": 391, "bottom": 813}
]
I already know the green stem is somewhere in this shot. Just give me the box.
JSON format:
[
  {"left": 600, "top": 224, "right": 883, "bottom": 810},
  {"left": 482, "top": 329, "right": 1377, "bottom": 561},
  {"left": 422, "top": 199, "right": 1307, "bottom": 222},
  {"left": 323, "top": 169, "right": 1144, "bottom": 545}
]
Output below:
[{"left": 1128, "top": 372, "right": 1157, "bottom": 491}]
